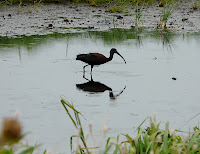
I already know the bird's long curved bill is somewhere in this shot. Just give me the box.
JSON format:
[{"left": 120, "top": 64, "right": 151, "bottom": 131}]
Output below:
[{"left": 117, "top": 52, "right": 126, "bottom": 64}]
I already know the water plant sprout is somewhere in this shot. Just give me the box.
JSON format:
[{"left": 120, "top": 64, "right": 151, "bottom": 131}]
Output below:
[
  {"left": 158, "top": 3, "right": 174, "bottom": 30},
  {"left": 135, "top": 3, "right": 143, "bottom": 28},
  {"left": 60, "top": 99, "right": 200, "bottom": 154}
]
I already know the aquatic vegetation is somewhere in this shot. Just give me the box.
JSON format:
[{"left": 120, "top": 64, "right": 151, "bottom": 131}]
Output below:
[
  {"left": 131, "top": 0, "right": 156, "bottom": 5},
  {"left": 112, "top": 15, "right": 115, "bottom": 28},
  {"left": 157, "top": 4, "right": 174, "bottom": 30},
  {"left": 106, "top": 0, "right": 130, "bottom": 13},
  {"left": 192, "top": 0, "right": 200, "bottom": 10},
  {"left": 24, "top": 0, "right": 43, "bottom": 13},
  {"left": 73, "top": 0, "right": 177, "bottom": 6},
  {"left": 0, "top": 0, "right": 179, "bottom": 12},
  {"left": 106, "top": 119, "right": 200, "bottom": 153},
  {"left": 135, "top": 4, "right": 143, "bottom": 28},
  {"left": 1, "top": 29, "right": 200, "bottom": 51},
  {"left": 61, "top": 99, "right": 91, "bottom": 153},
  {"left": 61, "top": 99, "right": 200, "bottom": 154},
  {"left": 158, "top": 0, "right": 175, "bottom": 7}
]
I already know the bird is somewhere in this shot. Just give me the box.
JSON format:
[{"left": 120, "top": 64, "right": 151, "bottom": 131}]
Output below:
[{"left": 76, "top": 48, "right": 126, "bottom": 74}]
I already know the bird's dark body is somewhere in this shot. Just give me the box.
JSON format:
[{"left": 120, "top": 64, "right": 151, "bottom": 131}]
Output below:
[
  {"left": 76, "top": 48, "right": 126, "bottom": 74},
  {"left": 76, "top": 53, "right": 108, "bottom": 65}
]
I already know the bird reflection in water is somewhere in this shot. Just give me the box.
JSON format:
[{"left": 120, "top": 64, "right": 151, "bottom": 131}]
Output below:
[{"left": 76, "top": 75, "right": 126, "bottom": 99}]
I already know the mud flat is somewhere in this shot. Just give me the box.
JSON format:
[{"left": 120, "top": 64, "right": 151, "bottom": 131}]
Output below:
[{"left": 0, "top": 2, "right": 200, "bottom": 37}]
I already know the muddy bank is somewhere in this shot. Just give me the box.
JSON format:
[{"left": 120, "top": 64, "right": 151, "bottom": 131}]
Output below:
[{"left": 0, "top": 2, "right": 199, "bottom": 37}]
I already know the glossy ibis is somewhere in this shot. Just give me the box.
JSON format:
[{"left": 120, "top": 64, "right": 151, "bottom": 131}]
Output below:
[{"left": 76, "top": 48, "right": 126, "bottom": 74}]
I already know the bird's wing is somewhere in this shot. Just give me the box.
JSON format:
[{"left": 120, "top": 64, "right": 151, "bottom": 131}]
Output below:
[
  {"left": 90, "top": 53, "right": 108, "bottom": 64},
  {"left": 89, "top": 53, "right": 105, "bottom": 59},
  {"left": 76, "top": 53, "right": 107, "bottom": 65}
]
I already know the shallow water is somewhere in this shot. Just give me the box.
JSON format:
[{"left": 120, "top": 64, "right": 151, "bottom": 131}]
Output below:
[{"left": 0, "top": 29, "right": 200, "bottom": 152}]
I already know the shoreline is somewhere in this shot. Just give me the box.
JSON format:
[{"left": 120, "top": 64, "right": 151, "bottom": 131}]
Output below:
[{"left": 0, "top": 2, "right": 200, "bottom": 37}]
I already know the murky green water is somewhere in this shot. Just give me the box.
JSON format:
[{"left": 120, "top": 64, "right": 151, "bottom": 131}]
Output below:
[{"left": 0, "top": 29, "right": 200, "bottom": 152}]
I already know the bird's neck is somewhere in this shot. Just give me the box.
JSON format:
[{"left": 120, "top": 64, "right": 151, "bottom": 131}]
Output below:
[{"left": 107, "top": 52, "right": 114, "bottom": 62}]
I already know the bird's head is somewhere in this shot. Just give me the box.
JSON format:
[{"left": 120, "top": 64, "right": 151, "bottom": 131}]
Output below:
[{"left": 110, "top": 48, "right": 126, "bottom": 64}]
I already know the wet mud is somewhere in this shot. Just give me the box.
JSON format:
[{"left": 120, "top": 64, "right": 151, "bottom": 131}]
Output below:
[{"left": 0, "top": 2, "right": 199, "bottom": 37}]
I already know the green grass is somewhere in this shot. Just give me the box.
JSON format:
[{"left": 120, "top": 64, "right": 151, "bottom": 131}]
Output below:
[
  {"left": 106, "top": 0, "right": 131, "bottom": 13},
  {"left": 157, "top": 3, "right": 174, "bottom": 30},
  {"left": 1, "top": 28, "right": 200, "bottom": 51},
  {"left": 159, "top": 0, "right": 176, "bottom": 7},
  {"left": 61, "top": 99, "right": 91, "bottom": 153},
  {"left": 1, "top": 98, "right": 200, "bottom": 153},
  {"left": 61, "top": 98, "right": 200, "bottom": 154},
  {"left": 192, "top": 0, "right": 200, "bottom": 10},
  {"left": 0, "top": 0, "right": 179, "bottom": 12},
  {"left": 135, "top": 4, "right": 143, "bottom": 28}
]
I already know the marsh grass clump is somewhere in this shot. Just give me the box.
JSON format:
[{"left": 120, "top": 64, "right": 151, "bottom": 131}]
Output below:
[
  {"left": 105, "top": 117, "right": 200, "bottom": 153},
  {"left": 192, "top": 1, "right": 200, "bottom": 10},
  {"left": 73, "top": 0, "right": 104, "bottom": 6},
  {"left": 131, "top": 0, "right": 156, "bottom": 5},
  {"left": 157, "top": 3, "right": 174, "bottom": 30},
  {"left": 158, "top": 0, "right": 176, "bottom": 7},
  {"left": 0, "top": 117, "right": 22, "bottom": 144},
  {"left": 61, "top": 99, "right": 200, "bottom": 154},
  {"left": 106, "top": 0, "right": 131, "bottom": 13},
  {"left": 0, "top": 115, "right": 38, "bottom": 153},
  {"left": 135, "top": 4, "right": 143, "bottom": 28}
]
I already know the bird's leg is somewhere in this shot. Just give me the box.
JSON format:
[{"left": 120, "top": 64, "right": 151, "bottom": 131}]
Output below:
[
  {"left": 90, "top": 73, "right": 93, "bottom": 82},
  {"left": 90, "top": 65, "right": 94, "bottom": 75},
  {"left": 83, "top": 74, "right": 90, "bottom": 81},
  {"left": 83, "top": 65, "right": 89, "bottom": 74},
  {"left": 83, "top": 65, "right": 89, "bottom": 79}
]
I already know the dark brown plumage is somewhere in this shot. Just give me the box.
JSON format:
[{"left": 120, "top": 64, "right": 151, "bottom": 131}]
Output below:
[{"left": 76, "top": 48, "right": 126, "bottom": 74}]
